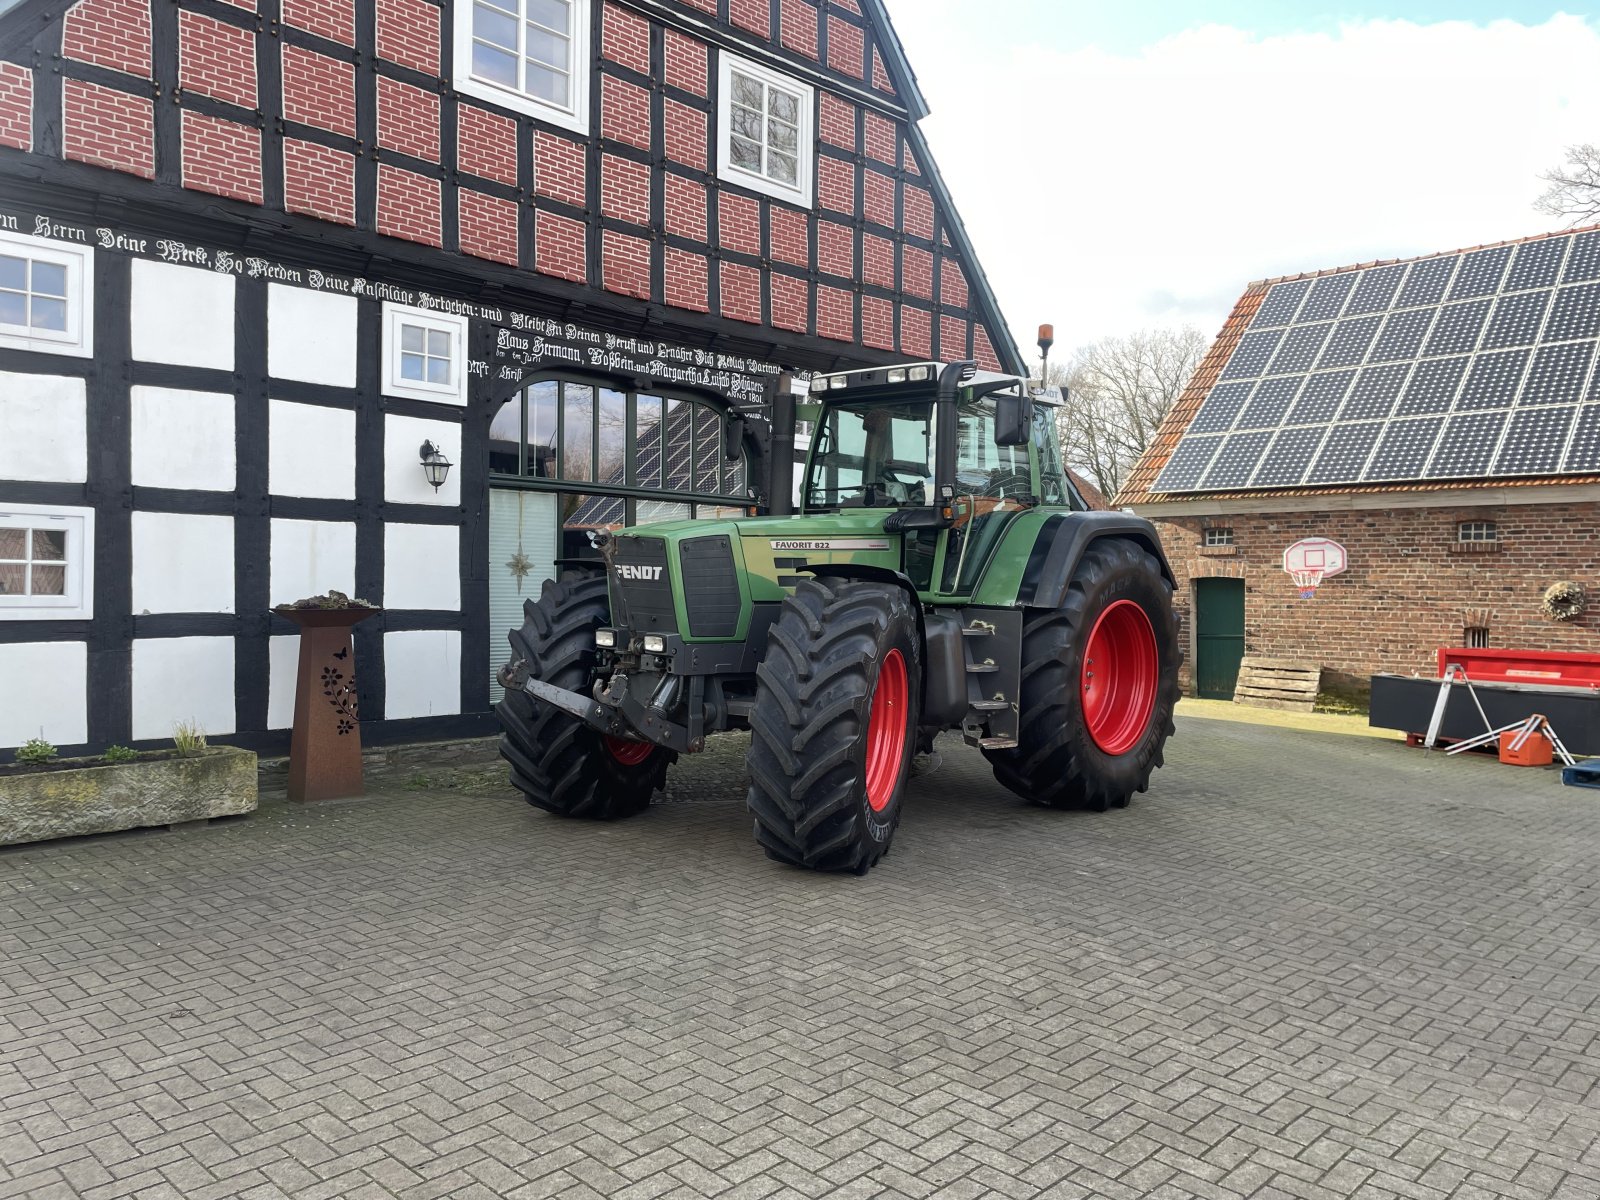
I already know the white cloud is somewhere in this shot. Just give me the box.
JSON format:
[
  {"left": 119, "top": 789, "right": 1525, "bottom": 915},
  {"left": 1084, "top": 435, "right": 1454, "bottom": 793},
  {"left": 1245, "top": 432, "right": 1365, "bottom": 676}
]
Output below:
[{"left": 905, "top": 14, "right": 1600, "bottom": 360}]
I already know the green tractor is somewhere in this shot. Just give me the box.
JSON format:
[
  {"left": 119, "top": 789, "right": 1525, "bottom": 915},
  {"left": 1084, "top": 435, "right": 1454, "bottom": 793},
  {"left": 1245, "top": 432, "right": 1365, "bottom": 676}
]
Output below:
[{"left": 496, "top": 360, "right": 1181, "bottom": 873}]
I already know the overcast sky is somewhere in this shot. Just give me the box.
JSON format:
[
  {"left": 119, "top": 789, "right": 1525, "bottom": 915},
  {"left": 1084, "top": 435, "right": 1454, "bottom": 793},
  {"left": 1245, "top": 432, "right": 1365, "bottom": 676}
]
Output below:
[{"left": 886, "top": 2, "right": 1600, "bottom": 365}]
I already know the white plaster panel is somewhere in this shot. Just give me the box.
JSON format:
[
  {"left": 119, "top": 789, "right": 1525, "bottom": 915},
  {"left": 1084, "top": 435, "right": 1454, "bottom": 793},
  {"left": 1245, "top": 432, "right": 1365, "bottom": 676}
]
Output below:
[
  {"left": 131, "top": 512, "right": 235, "bottom": 614},
  {"left": 383, "top": 414, "right": 461, "bottom": 506},
  {"left": 129, "top": 260, "right": 236, "bottom": 370},
  {"left": 0, "top": 642, "right": 87, "bottom": 748},
  {"left": 269, "top": 519, "right": 357, "bottom": 607},
  {"left": 267, "top": 634, "right": 299, "bottom": 731},
  {"left": 130, "top": 386, "right": 236, "bottom": 491},
  {"left": 268, "top": 284, "right": 358, "bottom": 387},
  {"left": 384, "top": 523, "right": 460, "bottom": 610},
  {"left": 384, "top": 630, "right": 461, "bottom": 719},
  {"left": 131, "top": 636, "right": 236, "bottom": 741},
  {"left": 268, "top": 400, "right": 356, "bottom": 499},
  {"left": 0, "top": 372, "right": 87, "bottom": 483}
]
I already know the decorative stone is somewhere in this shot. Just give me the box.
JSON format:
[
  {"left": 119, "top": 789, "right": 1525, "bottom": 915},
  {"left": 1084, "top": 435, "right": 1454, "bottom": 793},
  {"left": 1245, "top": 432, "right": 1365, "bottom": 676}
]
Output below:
[{"left": 0, "top": 747, "right": 258, "bottom": 846}]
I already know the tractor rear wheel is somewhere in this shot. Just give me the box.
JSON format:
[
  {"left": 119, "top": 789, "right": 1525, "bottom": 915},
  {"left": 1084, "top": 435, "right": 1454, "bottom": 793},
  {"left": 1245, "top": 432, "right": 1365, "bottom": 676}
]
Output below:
[
  {"left": 746, "top": 578, "right": 921, "bottom": 874},
  {"left": 985, "top": 539, "right": 1179, "bottom": 811},
  {"left": 495, "top": 572, "right": 672, "bottom": 819}
]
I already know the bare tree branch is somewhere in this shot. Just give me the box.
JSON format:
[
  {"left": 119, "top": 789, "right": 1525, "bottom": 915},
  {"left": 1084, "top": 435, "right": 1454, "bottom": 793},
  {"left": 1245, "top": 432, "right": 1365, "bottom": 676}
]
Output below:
[
  {"left": 1042, "top": 327, "right": 1207, "bottom": 499},
  {"left": 1536, "top": 144, "right": 1600, "bottom": 225}
]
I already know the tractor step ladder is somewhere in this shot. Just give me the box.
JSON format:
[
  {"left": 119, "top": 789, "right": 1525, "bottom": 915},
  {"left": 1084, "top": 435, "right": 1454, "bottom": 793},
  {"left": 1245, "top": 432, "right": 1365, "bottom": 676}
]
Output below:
[{"left": 960, "top": 613, "right": 1020, "bottom": 750}]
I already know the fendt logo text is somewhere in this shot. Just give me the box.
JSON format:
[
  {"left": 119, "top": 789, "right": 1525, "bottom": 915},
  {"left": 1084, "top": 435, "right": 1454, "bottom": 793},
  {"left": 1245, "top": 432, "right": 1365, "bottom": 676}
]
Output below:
[{"left": 616, "top": 565, "right": 665, "bottom": 581}]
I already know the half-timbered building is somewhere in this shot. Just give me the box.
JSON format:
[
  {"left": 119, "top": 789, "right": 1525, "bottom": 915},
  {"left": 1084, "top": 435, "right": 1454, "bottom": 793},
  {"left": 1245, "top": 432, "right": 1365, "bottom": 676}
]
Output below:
[{"left": 0, "top": 0, "right": 1022, "bottom": 754}]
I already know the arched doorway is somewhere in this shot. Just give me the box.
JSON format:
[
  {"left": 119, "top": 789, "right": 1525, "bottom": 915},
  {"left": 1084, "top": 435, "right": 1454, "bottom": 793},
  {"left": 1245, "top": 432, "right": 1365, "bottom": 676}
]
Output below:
[{"left": 485, "top": 373, "right": 751, "bottom": 698}]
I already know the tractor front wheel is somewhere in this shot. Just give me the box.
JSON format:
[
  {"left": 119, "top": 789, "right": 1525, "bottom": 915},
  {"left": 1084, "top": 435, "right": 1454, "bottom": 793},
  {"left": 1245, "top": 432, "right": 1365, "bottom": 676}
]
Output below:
[
  {"left": 495, "top": 572, "right": 673, "bottom": 820},
  {"left": 746, "top": 578, "right": 921, "bottom": 873},
  {"left": 985, "top": 539, "right": 1179, "bottom": 811}
]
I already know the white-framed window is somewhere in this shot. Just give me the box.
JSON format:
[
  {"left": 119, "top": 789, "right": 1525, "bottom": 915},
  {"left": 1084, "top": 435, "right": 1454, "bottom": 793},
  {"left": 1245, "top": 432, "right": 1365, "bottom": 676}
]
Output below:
[
  {"left": 381, "top": 303, "right": 470, "bottom": 406},
  {"left": 1458, "top": 520, "right": 1498, "bottom": 543},
  {"left": 0, "top": 504, "right": 94, "bottom": 620},
  {"left": 0, "top": 231, "right": 94, "bottom": 358},
  {"left": 1203, "top": 527, "right": 1235, "bottom": 547},
  {"left": 453, "top": 0, "right": 590, "bottom": 134},
  {"left": 717, "top": 53, "right": 814, "bottom": 207}
]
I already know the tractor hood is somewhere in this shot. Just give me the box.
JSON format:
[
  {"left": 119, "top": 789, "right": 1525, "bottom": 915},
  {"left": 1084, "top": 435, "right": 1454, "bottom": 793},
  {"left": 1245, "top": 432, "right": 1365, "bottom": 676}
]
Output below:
[{"left": 603, "top": 512, "right": 904, "bottom": 642}]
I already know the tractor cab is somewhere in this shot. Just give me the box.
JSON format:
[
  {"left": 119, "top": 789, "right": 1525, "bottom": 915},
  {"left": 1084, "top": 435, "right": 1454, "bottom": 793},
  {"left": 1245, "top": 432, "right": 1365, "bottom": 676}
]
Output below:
[{"left": 801, "top": 361, "right": 1083, "bottom": 598}]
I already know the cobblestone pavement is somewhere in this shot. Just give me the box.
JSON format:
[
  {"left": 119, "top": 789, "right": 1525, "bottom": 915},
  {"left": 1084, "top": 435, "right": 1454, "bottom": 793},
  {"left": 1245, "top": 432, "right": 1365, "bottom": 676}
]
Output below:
[{"left": 4, "top": 718, "right": 1599, "bottom": 1200}]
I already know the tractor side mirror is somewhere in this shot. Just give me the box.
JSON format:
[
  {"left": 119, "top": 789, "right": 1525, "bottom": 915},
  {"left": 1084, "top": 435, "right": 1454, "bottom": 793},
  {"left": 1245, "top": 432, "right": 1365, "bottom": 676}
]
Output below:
[
  {"left": 724, "top": 411, "right": 746, "bottom": 462},
  {"left": 994, "top": 394, "right": 1034, "bottom": 446}
]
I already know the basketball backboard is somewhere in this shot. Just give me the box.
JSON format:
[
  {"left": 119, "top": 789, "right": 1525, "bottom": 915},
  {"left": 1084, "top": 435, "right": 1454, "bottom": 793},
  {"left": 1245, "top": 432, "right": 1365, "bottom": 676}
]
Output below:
[{"left": 1282, "top": 537, "right": 1348, "bottom": 577}]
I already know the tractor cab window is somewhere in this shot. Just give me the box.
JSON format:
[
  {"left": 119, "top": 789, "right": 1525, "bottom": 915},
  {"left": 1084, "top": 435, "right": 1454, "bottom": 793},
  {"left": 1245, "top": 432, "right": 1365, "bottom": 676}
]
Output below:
[
  {"left": 804, "top": 401, "right": 933, "bottom": 509},
  {"left": 953, "top": 396, "right": 1031, "bottom": 499},
  {"left": 1031, "top": 404, "right": 1073, "bottom": 508}
]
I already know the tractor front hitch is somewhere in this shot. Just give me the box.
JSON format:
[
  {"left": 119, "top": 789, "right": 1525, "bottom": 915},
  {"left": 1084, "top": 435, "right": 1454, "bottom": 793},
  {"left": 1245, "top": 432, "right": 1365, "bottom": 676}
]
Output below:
[{"left": 498, "top": 657, "right": 695, "bottom": 754}]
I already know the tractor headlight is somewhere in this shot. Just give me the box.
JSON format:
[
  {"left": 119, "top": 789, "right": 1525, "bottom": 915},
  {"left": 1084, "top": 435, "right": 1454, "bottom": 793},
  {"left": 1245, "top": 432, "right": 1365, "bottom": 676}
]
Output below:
[
  {"left": 887, "top": 368, "right": 907, "bottom": 383},
  {"left": 908, "top": 365, "right": 932, "bottom": 381},
  {"left": 595, "top": 629, "right": 616, "bottom": 647},
  {"left": 643, "top": 635, "right": 666, "bottom": 653}
]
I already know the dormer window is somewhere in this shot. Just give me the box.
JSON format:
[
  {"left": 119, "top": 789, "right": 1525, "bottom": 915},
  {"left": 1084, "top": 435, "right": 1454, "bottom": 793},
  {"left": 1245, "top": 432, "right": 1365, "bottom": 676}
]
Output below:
[{"left": 455, "top": 0, "right": 591, "bottom": 133}]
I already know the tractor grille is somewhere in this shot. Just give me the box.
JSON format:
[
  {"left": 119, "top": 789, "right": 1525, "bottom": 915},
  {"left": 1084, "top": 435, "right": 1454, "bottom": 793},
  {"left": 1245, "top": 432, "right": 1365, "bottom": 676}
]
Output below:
[
  {"left": 679, "top": 536, "right": 741, "bottom": 639},
  {"left": 609, "top": 537, "right": 675, "bottom": 633}
]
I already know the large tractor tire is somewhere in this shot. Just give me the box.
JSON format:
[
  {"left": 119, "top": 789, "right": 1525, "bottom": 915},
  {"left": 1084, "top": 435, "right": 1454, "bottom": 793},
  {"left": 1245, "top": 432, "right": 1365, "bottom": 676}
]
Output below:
[
  {"left": 746, "top": 578, "right": 922, "bottom": 874},
  {"left": 495, "top": 572, "right": 672, "bottom": 819},
  {"left": 985, "top": 539, "right": 1179, "bottom": 812}
]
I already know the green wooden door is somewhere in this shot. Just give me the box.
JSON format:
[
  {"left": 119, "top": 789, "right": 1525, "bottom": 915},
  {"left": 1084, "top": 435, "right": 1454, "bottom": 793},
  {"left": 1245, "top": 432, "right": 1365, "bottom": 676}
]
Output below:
[{"left": 1194, "top": 578, "right": 1245, "bottom": 699}]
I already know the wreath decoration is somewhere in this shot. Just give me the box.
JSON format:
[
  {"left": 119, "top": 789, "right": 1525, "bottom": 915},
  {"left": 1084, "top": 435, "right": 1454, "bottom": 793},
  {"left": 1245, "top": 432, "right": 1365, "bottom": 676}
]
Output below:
[{"left": 1541, "top": 580, "right": 1586, "bottom": 622}]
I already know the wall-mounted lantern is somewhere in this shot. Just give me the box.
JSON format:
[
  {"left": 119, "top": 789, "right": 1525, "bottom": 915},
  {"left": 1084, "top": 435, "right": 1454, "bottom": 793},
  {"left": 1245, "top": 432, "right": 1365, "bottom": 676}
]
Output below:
[{"left": 419, "top": 440, "right": 452, "bottom": 492}]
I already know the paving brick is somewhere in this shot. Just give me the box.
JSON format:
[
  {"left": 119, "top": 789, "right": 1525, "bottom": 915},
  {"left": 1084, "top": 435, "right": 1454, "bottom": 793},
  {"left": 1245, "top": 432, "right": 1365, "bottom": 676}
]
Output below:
[{"left": 3, "top": 722, "right": 1600, "bottom": 1198}]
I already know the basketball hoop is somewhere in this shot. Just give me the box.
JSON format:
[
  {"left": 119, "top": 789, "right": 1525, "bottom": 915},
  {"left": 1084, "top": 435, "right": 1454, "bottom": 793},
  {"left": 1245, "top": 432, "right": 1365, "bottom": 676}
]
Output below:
[{"left": 1290, "top": 568, "right": 1324, "bottom": 600}]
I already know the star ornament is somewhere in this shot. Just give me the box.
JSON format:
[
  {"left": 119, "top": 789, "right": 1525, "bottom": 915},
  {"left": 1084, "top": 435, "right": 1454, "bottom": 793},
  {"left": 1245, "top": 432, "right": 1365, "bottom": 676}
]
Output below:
[{"left": 506, "top": 549, "right": 534, "bottom": 592}]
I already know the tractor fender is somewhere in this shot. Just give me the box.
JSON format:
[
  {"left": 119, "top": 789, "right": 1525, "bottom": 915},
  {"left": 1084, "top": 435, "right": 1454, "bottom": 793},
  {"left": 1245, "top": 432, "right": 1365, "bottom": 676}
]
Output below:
[{"left": 1011, "top": 512, "right": 1175, "bottom": 610}]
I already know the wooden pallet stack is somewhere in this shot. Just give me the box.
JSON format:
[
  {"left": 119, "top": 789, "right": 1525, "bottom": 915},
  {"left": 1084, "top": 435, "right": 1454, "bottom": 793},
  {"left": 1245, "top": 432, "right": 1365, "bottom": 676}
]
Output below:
[{"left": 1232, "top": 656, "right": 1322, "bottom": 712}]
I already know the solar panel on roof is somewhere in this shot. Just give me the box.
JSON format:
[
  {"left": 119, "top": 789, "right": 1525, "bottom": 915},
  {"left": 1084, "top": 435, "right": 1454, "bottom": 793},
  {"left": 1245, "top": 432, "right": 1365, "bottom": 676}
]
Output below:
[
  {"left": 1188, "top": 381, "right": 1253, "bottom": 432},
  {"left": 1493, "top": 405, "right": 1575, "bottom": 475},
  {"left": 1301, "top": 273, "right": 1357, "bottom": 321},
  {"left": 1341, "top": 363, "right": 1409, "bottom": 420},
  {"left": 1267, "top": 323, "right": 1331, "bottom": 375},
  {"left": 1567, "top": 405, "right": 1600, "bottom": 468},
  {"left": 1237, "top": 377, "right": 1301, "bottom": 428},
  {"left": 1564, "top": 230, "right": 1600, "bottom": 282},
  {"left": 1306, "top": 422, "right": 1383, "bottom": 483},
  {"left": 1449, "top": 245, "right": 1512, "bottom": 299},
  {"left": 1319, "top": 315, "right": 1382, "bottom": 368},
  {"left": 1251, "top": 426, "right": 1326, "bottom": 486},
  {"left": 1520, "top": 342, "right": 1594, "bottom": 406},
  {"left": 1424, "top": 300, "right": 1490, "bottom": 356},
  {"left": 1287, "top": 370, "right": 1355, "bottom": 422},
  {"left": 1427, "top": 411, "right": 1506, "bottom": 477},
  {"left": 1150, "top": 435, "right": 1222, "bottom": 491},
  {"left": 1199, "top": 431, "right": 1272, "bottom": 489},
  {"left": 1149, "top": 228, "right": 1600, "bottom": 493},
  {"left": 1396, "top": 356, "right": 1468, "bottom": 415},
  {"left": 1482, "top": 290, "right": 1549, "bottom": 349},
  {"left": 1250, "top": 279, "right": 1311, "bottom": 328},
  {"left": 1508, "top": 237, "right": 1566, "bottom": 290},
  {"left": 1346, "top": 263, "right": 1406, "bottom": 314},
  {"left": 1370, "top": 308, "right": 1434, "bottom": 361},
  {"left": 1365, "top": 417, "right": 1443, "bottom": 481}
]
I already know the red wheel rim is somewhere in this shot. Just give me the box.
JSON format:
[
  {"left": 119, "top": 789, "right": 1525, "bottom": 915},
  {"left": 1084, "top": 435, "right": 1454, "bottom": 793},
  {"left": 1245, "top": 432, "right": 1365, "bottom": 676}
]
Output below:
[
  {"left": 1081, "top": 599, "right": 1158, "bottom": 756},
  {"left": 604, "top": 736, "right": 654, "bottom": 766},
  {"left": 865, "top": 648, "right": 909, "bottom": 812}
]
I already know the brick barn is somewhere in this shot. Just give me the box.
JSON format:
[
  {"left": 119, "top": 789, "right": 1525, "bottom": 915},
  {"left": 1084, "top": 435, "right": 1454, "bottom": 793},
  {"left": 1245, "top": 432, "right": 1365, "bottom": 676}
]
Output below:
[
  {"left": 0, "top": 0, "right": 1024, "bottom": 755},
  {"left": 1116, "top": 224, "right": 1600, "bottom": 702}
]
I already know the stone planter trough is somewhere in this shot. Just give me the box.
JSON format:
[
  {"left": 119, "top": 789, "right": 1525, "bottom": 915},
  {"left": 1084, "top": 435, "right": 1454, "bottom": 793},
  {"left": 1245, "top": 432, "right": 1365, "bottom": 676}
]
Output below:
[{"left": 0, "top": 747, "right": 258, "bottom": 847}]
